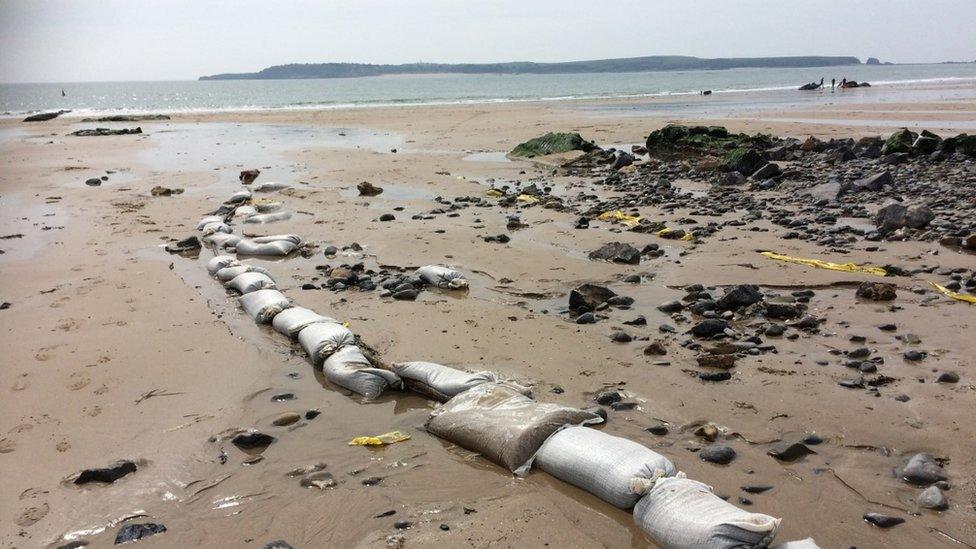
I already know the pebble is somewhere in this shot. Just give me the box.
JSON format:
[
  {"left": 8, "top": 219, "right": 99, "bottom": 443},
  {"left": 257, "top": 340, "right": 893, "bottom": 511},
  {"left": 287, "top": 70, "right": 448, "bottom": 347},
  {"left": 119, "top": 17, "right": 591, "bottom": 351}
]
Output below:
[
  {"left": 272, "top": 412, "right": 301, "bottom": 427},
  {"left": 767, "top": 442, "right": 816, "bottom": 462},
  {"left": 863, "top": 512, "right": 905, "bottom": 528},
  {"left": 902, "top": 453, "right": 947, "bottom": 485},
  {"left": 611, "top": 331, "right": 632, "bottom": 343},
  {"left": 917, "top": 486, "right": 948, "bottom": 510},
  {"left": 115, "top": 523, "right": 167, "bottom": 544},
  {"left": 699, "top": 444, "right": 736, "bottom": 464},
  {"left": 903, "top": 350, "right": 925, "bottom": 361},
  {"left": 936, "top": 371, "right": 959, "bottom": 383}
]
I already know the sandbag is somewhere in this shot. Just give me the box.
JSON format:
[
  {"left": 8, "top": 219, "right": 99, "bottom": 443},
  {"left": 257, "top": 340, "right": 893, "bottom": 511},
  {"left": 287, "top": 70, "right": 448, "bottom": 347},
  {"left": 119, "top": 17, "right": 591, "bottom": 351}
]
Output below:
[
  {"left": 244, "top": 211, "right": 291, "bottom": 224},
  {"left": 226, "top": 190, "right": 251, "bottom": 204},
  {"left": 234, "top": 205, "right": 257, "bottom": 218},
  {"left": 633, "top": 477, "right": 782, "bottom": 549},
  {"left": 226, "top": 272, "right": 276, "bottom": 294},
  {"left": 535, "top": 426, "right": 677, "bottom": 509},
  {"left": 322, "top": 345, "right": 403, "bottom": 400},
  {"left": 393, "top": 361, "right": 497, "bottom": 401},
  {"left": 772, "top": 539, "right": 820, "bottom": 549},
  {"left": 215, "top": 264, "right": 271, "bottom": 283},
  {"left": 235, "top": 239, "right": 298, "bottom": 256},
  {"left": 250, "top": 234, "right": 302, "bottom": 245},
  {"left": 253, "top": 182, "right": 290, "bottom": 193},
  {"left": 425, "top": 383, "right": 603, "bottom": 475},
  {"left": 203, "top": 232, "right": 241, "bottom": 250},
  {"left": 298, "top": 322, "right": 356, "bottom": 363},
  {"left": 206, "top": 255, "right": 239, "bottom": 275},
  {"left": 239, "top": 289, "right": 291, "bottom": 323},
  {"left": 416, "top": 265, "right": 469, "bottom": 289},
  {"left": 253, "top": 199, "right": 282, "bottom": 212},
  {"left": 197, "top": 215, "right": 225, "bottom": 230},
  {"left": 201, "top": 221, "right": 231, "bottom": 236},
  {"left": 272, "top": 307, "right": 337, "bottom": 338}
]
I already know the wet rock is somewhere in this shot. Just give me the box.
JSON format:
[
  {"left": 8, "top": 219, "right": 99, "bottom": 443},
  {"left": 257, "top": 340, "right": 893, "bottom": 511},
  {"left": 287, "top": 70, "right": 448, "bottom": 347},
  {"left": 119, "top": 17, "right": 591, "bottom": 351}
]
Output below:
[
  {"left": 643, "top": 341, "right": 667, "bottom": 355},
  {"left": 801, "top": 433, "right": 823, "bottom": 445},
  {"left": 85, "top": 178, "right": 102, "bottom": 187},
  {"left": 917, "top": 486, "right": 948, "bottom": 510},
  {"left": 271, "top": 393, "right": 296, "bottom": 402},
  {"left": 509, "top": 132, "right": 596, "bottom": 158},
  {"left": 699, "top": 371, "right": 732, "bottom": 382},
  {"left": 690, "top": 319, "right": 730, "bottom": 338},
  {"left": 767, "top": 442, "right": 816, "bottom": 462},
  {"left": 622, "top": 315, "right": 645, "bottom": 325},
  {"left": 611, "top": 331, "right": 632, "bottom": 343},
  {"left": 164, "top": 236, "right": 201, "bottom": 253},
  {"left": 265, "top": 541, "right": 294, "bottom": 549},
  {"left": 379, "top": 213, "right": 396, "bottom": 222},
  {"left": 568, "top": 284, "right": 616, "bottom": 311},
  {"left": 764, "top": 302, "right": 799, "bottom": 320},
  {"left": 74, "top": 460, "right": 138, "bottom": 485},
  {"left": 716, "top": 285, "right": 762, "bottom": 310},
  {"left": 902, "top": 453, "right": 947, "bottom": 485},
  {"left": 903, "top": 350, "right": 925, "bottom": 361},
  {"left": 607, "top": 295, "right": 635, "bottom": 307},
  {"left": 700, "top": 444, "right": 736, "bottom": 465},
  {"left": 853, "top": 171, "right": 892, "bottom": 192},
  {"left": 300, "top": 471, "right": 337, "bottom": 489},
  {"left": 863, "top": 512, "right": 904, "bottom": 528},
  {"left": 595, "top": 390, "right": 622, "bottom": 405},
  {"left": 646, "top": 424, "right": 669, "bottom": 435},
  {"left": 115, "top": 523, "right": 166, "bottom": 544},
  {"left": 150, "top": 186, "right": 184, "bottom": 197},
  {"left": 697, "top": 354, "right": 736, "bottom": 369},
  {"left": 357, "top": 181, "right": 384, "bottom": 196},
  {"left": 856, "top": 282, "right": 897, "bottom": 301},
  {"left": 392, "top": 289, "right": 419, "bottom": 301},
  {"left": 231, "top": 431, "right": 276, "bottom": 451},
  {"left": 936, "top": 371, "right": 959, "bottom": 383},
  {"left": 723, "top": 148, "right": 766, "bottom": 175},
  {"left": 272, "top": 412, "right": 301, "bottom": 427},
  {"left": 588, "top": 242, "right": 641, "bottom": 264},
  {"left": 239, "top": 169, "right": 261, "bottom": 184},
  {"left": 71, "top": 127, "right": 142, "bottom": 137},
  {"left": 657, "top": 300, "right": 684, "bottom": 313},
  {"left": 24, "top": 110, "right": 69, "bottom": 122},
  {"left": 875, "top": 201, "right": 933, "bottom": 234},
  {"left": 576, "top": 312, "right": 596, "bottom": 324},
  {"left": 741, "top": 485, "right": 773, "bottom": 494}
]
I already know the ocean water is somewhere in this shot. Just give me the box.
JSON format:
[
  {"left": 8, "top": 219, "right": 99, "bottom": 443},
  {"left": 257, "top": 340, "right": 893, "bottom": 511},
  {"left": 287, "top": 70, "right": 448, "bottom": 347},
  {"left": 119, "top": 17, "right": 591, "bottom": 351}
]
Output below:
[{"left": 2, "top": 63, "right": 975, "bottom": 117}]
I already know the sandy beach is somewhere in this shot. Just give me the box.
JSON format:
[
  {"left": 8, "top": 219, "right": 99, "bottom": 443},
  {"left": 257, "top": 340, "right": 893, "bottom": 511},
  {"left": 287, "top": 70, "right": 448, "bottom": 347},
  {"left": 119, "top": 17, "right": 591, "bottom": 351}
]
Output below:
[{"left": 2, "top": 86, "right": 975, "bottom": 549}]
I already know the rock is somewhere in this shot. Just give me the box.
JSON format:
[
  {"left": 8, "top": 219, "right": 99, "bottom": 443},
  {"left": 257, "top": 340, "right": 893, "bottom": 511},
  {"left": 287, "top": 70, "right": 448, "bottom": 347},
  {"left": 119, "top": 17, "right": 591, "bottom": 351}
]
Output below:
[
  {"left": 392, "top": 289, "right": 419, "bottom": 300},
  {"left": 723, "top": 148, "right": 766, "bottom": 175},
  {"left": 300, "top": 471, "right": 337, "bottom": 489},
  {"left": 379, "top": 213, "right": 396, "bottom": 222},
  {"left": 802, "top": 433, "right": 823, "bottom": 445},
  {"left": 576, "top": 312, "right": 596, "bottom": 324},
  {"left": 115, "top": 523, "right": 166, "bottom": 544},
  {"left": 881, "top": 129, "right": 918, "bottom": 155},
  {"left": 588, "top": 242, "right": 641, "bottom": 264},
  {"left": 607, "top": 296, "right": 635, "bottom": 307},
  {"left": 750, "top": 162, "right": 781, "bottom": 180},
  {"left": 643, "top": 341, "right": 667, "bottom": 355},
  {"left": 70, "top": 127, "right": 142, "bottom": 137},
  {"left": 568, "top": 284, "right": 616, "bottom": 311},
  {"left": 699, "top": 371, "right": 732, "bottom": 382},
  {"left": 856, "top": 282, "right": 897, "bottom": 301},
  {"left": 716, "top": 285, "right": 762, "bottom": 310},
  {"left": 699, "top": 444, "right": 736, "bottom": 464},
  {"left": 863, "top": 513, "right": 904, "bottom": 528},
  {"left": 912, "top": 130, "right": 942, "bottom": 154},
  {"left": 24, "top": 110, "right": 70, "bottom": 122},
  {"left": 509, "top": 132, "right": 596, "bottom": 158},
  {"left": 657, "top": 300, "right": 684, "bottom": 313},
  {"left": 697, "top": 354, "right": 736, "bottom": 369},
  {"left": 902, "top": 453, "right": 947, "bottom": 485},
  {"left": 903, "top": 350, "right": 925, "bottom": 361},
  {"left": 85, "top": 177, "right": 102, "bottom": 187},
  {"left": 150, "top": 186, "right": 183, "bottom": 197},
  {"left": 272, "top": 412, "right": 301, "bottom": 426},
  {"left": 852, "top": 171, "right": 892, "bottom": 192},
  {"left": 690, "top": 319, "right": 730, "bottom": 338},
  {"left": 767, "top": 442, "right": 816, "bottom": 462},
  {"left": 239, "top": 169, "right": 261, "bottom": 184},
  {"left": 611, "top": 331, "right": 632, "bottom": 343},
  {"left": 764, "top": 302, "right": 799, "bottom": 319},
  {"left": 357, "top": 181, "right": 384, "bottom": 196},
  {"left": 917, "top": 486, "right": 948, "bottom": 510},
  {"left": 807, "top": 182, "right": 843, "bottom": 201},
  {"left": 936, "top": 371, "right": 959, "bottom": 383},
  {"left": 164, "top": 236, "right": 201, "bottom": 253},
  {"left": 231, "top": 431, "right": 276, "bottom": 451},
  {"left": 646, "top": 424, "right": 669, "bottom": 435},
  {"left": 904, "top": 204, "right": 934, "bottom": 229},
  {"left": 265, "top": 541, "right": 294, "bottom": 549},
  {"left": 74, "top": 460, "right": 138, "bottom": 484},
  {"left": 741, "top": 485, "right": 774, "bottom": 494},
  {"left": 595, "top": 390, "right": 622, "bottom": 405}
]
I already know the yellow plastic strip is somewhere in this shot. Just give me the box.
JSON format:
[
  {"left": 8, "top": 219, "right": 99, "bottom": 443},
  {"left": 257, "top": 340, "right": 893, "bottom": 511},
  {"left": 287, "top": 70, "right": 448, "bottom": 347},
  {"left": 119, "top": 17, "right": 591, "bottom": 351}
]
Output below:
[
  {"left": 485, "top": 189, "right": 504, "bottom": 198},
  {"left": 657, "top": 228, "right": 694, "bottom": 241},
  {"left": 930, "top": 282, "right": 976, "bottom": 304},
  {"left": 597, "top": 210, "right": 641, "bottom": 227},
  {"left": 516, "top": 194, "right": 539, "bottom": 204},
  {"left": 760, "top": 251, "right": 887, "bottom": 277},
  {"left": 348, "top": 431, "right": 412, "bottom": 446}
]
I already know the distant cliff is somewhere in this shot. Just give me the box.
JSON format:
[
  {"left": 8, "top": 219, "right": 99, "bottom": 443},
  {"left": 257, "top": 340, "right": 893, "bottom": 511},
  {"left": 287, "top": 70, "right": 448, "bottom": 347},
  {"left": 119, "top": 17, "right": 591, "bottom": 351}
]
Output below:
[{"left": 199, "top": 55, "right": 862, "bottom": 80}]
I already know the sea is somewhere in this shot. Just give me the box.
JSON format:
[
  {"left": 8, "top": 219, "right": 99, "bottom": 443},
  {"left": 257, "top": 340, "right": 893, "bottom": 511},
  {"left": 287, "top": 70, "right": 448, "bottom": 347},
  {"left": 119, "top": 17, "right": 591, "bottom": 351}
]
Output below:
[{"left": 2, "top": 63, "right": 975, "bottom": 118}]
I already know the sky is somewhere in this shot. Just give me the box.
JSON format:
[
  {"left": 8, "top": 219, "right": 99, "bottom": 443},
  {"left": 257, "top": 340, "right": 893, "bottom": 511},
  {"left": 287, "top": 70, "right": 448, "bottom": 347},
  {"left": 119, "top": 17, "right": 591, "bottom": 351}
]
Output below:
[{"left": 1, "top": 0, "right": 974, "bottom": 83}]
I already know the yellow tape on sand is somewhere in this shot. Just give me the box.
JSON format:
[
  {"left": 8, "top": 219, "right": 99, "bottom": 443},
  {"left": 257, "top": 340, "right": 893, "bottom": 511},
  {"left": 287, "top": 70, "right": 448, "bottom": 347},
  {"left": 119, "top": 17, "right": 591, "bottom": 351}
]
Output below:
[
  {"left": 597, "top": 210, "right": 642, "bottom": 227},
  {"left": 760, "top": 251, "right": 887, "bottom": 277},
  {"left": 485, "top": 189, "right": 504, "bottom": 198},
  {"left": 657, "top": 227, "right": 695, "bottom": 241},
  {"left": 349, "top": 431, "right": 412, "bottom": 446},
  {"left": 516, "top": 194, "right": 539, "bottom": 204},
  {"left": 929, "top": 282, "right": 976, "bottom": 304}
]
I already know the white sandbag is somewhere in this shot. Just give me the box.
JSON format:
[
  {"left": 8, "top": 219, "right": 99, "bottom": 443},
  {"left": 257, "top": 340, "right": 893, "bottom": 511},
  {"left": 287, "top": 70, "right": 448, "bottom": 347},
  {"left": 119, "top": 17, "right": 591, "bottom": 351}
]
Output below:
[
  {"left": 633, "top": 477, "right": 782, "bottom": 549},
  {"left": 426, "top": 383, "right": 603, "bottom": 476},
  {"left": 272, "top": 307, "right": 337, "bottom": 338},
  {"left": 201, "top": 221, "right": 232, "bottom": 236},
  {"left": 253, "top": 200, "right": 282, "bottom": 213},
  {"left": 226, "top": 272, "right": 276, "bottom": 294},
  {"left": 226, "top": 189, "right": 251, "bottom": 204},
  {"left": 772, "top": 539, "right": 820, "bottom": 549},
  {"left": 235, "top": 239, "right": 298, "bottom": 256},
  {"left": 534, "top": 426, "right": 676, "bottom": 509},
  {"left": 206, "top": 255, "right": 239, "bottom": 275},
  {"left": 298, "top": 322, "right": 356, "bottom": 363},
  {"left": 203, "top": 232, "right": 241, "bottom": 250},
  {"left": 244, "top": 211, "right": 292, "bottom": 224},
  {"left": 238, "top": 289, "right": 291, "bottom": 323},
  {"left": 197, "top": 215, "right": 224, "bottom": 230},
  {"left": 215, "top": 264, "right": 271, "bottom": 283},
  {"left": 417, "top": 265, "right": 469, "bottom": 289},
  {"left": 250, "top": 234, "right": 302, "bottom": 245},
  {"left": 393, "top": 361, "right": 497, "bottom": 401},
  {"left": 234, "top": 205, "right": 257, "bottom": 218},
  {"left": 253, "top": 182, "right": 290, "bottom": 193},
  {"left": 321, "top": 345, "right": 402, "bottom": 400}
]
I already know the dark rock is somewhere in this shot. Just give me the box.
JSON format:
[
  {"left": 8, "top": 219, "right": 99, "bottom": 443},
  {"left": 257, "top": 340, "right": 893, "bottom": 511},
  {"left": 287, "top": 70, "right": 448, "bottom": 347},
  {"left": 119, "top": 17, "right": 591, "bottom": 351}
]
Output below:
[
  {"left": 595, "top": 390, "right": 622, "bottom": 405},
  {"left": 690, "top": 319, "right": 730, "bottom": 338},
  {"left": 611, "top": 331, "right": 632, "bottom": 343},
  {"left": 646, "top": 424, "right": 669, "bottom": 435},
  {"left": 764, "top": 302, "right": 799, "bottom": 320},
  {"left": 802, "top": 433, "right": 823, "bottom": 445},
  {"left": 741, "top": 485, "right": 773, "bottom": 494},
  {"left": 936, "top": 371, "right": 959, "bottom": 383},
  {"left": 723, "top": 148, "right": 766, "bottom": 175},
  {"left": 767, "top": 442, "right": 816, "bottom": 462},
  {"left": 902, "top": 453, "right": 947, "bottom": 485},
  {"left": 231, "top": 431, "right": 276, "bottom": 451},
  {"left": 863, "top": 512, "right": 904, "bottom": 528},
  {"left": 657, "top": 300, "right": 683, "bottom": 313},
  {"left": 700, "top": 444, "right": 736, "bottom": 464},
  {"left": 85, "top": 178, "right": 102, "bottom": 187},
  {"left": 607, "top": 295, "right": 635, "bottom": 307},
  {"left": 70, "top": 127, "right": 142, "bottom": 137},
  {"left": 379, "top": 213, "right": 396, "bottom": 222},
  {"left": 856, "top": 282, "right": 897, "bottom": 301},
  {"left": 917, "top": 486, "right": 948, "bottom": 510},
  {"left": 716, "top": 285, "right": 762, "bottom": 310},
  {"left": 239, "top": 169, "right": 260, "bottom": 184},
  {"left": 265, "top": 541, "right": 294, "bottom": 549},
  {"left": 164, "top": 236, "right": 201, "bottom": 253},
  {"left": 115, "top": 523, "right": 166, "bottom": 544},
  {"left": 569, "top": 284, "right": 616, "bottom": 311},
  {"left": 882, "top": 129, "right": 918, "bottom": 155},
  {"left": 750, "top": 162, "right": 781, "bottom": 180},
  {"left": 643, "top": 341, "right": 667, "bottom": 355},
  {"left": 588, "top": 242, "right": 641, "bottom": 264},
  {"left": 576, "top": 312, "right": 596, "bottom": 324},
  {"left": 392, "top": 289, "right": 419, "bottom": 300},
  {"left": 510, "top": 132, "right": 596, "bottom": 158},
  {"left": 697, "top": 354, "right": 736, "bottom": 369},
  {"left": 853, "top": 171, "right": 892, "bottom": 192},
  {"left": 24, "top": 110, "right": 70, "bottom": 122},
  {"left": 357, "top": 181, "right": 384, "bottom": 196},
  {"left": 699, "top": 371, "right": 732, "bottom": 382},
  {"left": 903, "top": 350, "right": 925, "bottom": 361},
  {"left": 74, "top": 460, "right": 138, "bottom": 484}
]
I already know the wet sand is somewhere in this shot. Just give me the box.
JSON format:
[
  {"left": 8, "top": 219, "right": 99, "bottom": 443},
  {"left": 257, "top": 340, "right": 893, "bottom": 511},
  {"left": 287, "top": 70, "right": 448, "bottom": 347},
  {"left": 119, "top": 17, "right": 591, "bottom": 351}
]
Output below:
[{"left": 1, "top": 88, "right": 975, "bottom": 548}]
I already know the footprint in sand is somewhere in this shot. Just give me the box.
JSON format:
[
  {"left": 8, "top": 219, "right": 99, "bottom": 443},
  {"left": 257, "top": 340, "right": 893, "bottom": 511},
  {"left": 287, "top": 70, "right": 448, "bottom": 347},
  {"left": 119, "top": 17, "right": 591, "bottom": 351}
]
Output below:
[
  {"left": 84, "top": 405, "right": 102, "bottom": 417},
  {"left": 0, "top": 438, "right": 15, "bottom": 453},
  {"left": 15, "top": 502, "right": 49, "bottom": 527},
  {"left": 12, "top": 374, "right": 29, "bottom": 391},
  {"left": 68, "top": 372, "right": 90, "bottom": 391},
  {"left": 56, "top": 440, "right": 71, "bottom": 452},
  {"left": 49, "top": 296, "right": 70, "bottom": 309},
  {"left": 56, "top": 318, "right": 81, "bottom": 332}
]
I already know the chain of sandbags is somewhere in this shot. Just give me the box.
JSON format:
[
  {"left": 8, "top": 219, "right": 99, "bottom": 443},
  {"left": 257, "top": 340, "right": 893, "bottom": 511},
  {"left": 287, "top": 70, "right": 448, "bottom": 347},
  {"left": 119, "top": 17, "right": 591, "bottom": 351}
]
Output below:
[{"left": 184, "top": 182, "right": 810, "bottom": 549}]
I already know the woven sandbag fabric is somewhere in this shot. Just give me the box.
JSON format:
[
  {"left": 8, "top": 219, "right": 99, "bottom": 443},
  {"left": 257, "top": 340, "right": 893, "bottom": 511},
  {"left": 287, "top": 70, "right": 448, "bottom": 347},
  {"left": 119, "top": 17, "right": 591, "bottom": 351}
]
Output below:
[
  {"left": 534, "top": 426, "right": 676, "bottom": 509},
  {"left": 238, "top": 289, "right": 291, "bottom": 323},
  {"left": 393, "top": 361, "right": 497, "bottom": 401},
  {"left": 272, "top": 307, "right": 338, "bottom": 338},
  {"left": 297, "top": 322, "right": 355, "bottom": 364},
  {"left": 322, "top": 345, "right": 403, "bottom": 400}
]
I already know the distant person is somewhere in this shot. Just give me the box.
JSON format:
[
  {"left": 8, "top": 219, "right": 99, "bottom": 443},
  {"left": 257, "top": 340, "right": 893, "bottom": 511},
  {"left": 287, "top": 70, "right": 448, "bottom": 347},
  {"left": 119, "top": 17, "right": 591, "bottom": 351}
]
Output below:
[
  {"left": 831, "top": 78, "right": 835, "bottom": 90},
  {"left": 61, "top": 88, "right": 66, "bottom": 97}
]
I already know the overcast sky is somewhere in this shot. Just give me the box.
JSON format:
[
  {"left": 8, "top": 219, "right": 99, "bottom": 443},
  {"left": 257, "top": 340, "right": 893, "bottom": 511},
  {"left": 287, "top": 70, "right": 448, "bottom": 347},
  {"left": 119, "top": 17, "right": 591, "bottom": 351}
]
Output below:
[{"left": 1, "top": 0, "right": 974, "bottom": 83}]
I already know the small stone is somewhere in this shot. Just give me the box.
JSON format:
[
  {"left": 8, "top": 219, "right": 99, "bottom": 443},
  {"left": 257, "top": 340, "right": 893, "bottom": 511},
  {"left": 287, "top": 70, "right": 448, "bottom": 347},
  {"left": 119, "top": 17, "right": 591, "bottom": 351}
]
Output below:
[
  {"left": 439, "top": 524, "right": 450, "bottom": 531},
  {"left": 646, "top": 424, "right": 669, "bottom": 436},
  {"left": 741, "top": 485, "right": 773, "bottom": 494},
  {"left": 576, "top": 312, "right": 596, "bottom": 324},
  {"left": 856, "top": 281, "right": 897, "bottom": 301},
  {"left": 231, "top": 431, "right": 276, "bottom": 451},
  {"left": 115, "top": 523, "right": 167, "bottom": 544},
  {"left": 863, "top": 512, "right": 905, "bottom": 528},
  {"left": 699, "top": 444, "right": 736, "bottom": 464},
  {"left": 697, "top": 354, "right": 736, "bottom": 369},
  {"left": 657, "top": 300, "right": 684, "bottom": 313},
  {"left": 85, "top": 177, "right": 102, "bottom": 187},
  {"left": 379, "top": 213, "right": 395, "bottom": 222},
  {"left": 917, "top": 486, "right": 948, "bottom": 510},
  {"left": 902, "top": 453, "right": 947, "bottom": 485},
  {"left": 699, "top": 371, "right": 732, "bottom": 382},
  {"left": 272, "top": 412, "right": 301, "bottom": 427},
  {"left": 611, "top": 331, "right": 632, "bottom": 343},
  {"left": 801, "top": 433, "right": 823, "bottom": 445},
  {"left": 392, "top": 289, "right": 419, "bottom": 300},
  {"left": 936, "top": 371, "right": 959, "bottom": 383},
  {"left": 767, "top": 442, "right": 816, "bottom": 462},
  {"left": 394, "top": 520, "right": 412, "bottom": 530},
  {"left": 264, "top": 541, "right": 294, "bottom": 549},
  {"left": 690, "top": 319, "right": 730, "bottom": 338},
  {"left": 643, "top": 341, "right": 667, "bottom": 356},
  {"left": 300, "top": 471, "right": 336, "bottom": 489},
  {"left": 903, "top": 350, "right": 925, "bottom": 361},
  {"left": 595, "top": 390, "right": 622, "bottom": 405},
  {"left": 74, "top": 460, "right": 138, "bottom": 485}
]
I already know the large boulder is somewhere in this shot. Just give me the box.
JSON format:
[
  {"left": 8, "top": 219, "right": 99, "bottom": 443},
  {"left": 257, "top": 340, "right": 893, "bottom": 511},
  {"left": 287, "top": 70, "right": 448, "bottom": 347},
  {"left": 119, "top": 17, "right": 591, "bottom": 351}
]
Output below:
[
  {"left": 722, "top": 148, "right": 766, "bottom": 175},
  {"left": 875, "top": 201, "right": 934, "bottom": 234},
  {"left": 953, "top": 133, "right": 976, "bottom": 156},
  {"left": 881, "top": 129, "right": 918, "bottom": 155},
  {"left": 912, "top": 130, "right": 942, "bottom": 154},
  {"left": 510, "top": 132, "right": 596, "bottom": 158}
]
